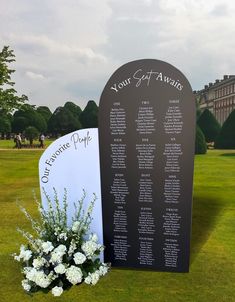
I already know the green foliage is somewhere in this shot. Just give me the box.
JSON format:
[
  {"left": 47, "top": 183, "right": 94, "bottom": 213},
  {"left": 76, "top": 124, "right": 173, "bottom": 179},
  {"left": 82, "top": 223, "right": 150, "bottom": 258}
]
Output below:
[
  {"left": 36, "top": 106, "right": 52, "bottom": 123},
  {"left": 80, "top": 100, "right": 98, "bottom": 128},
  {"left": 48, "top": 106, "right": 81, "bottom": 136},
  {"left": 0, "top": 46, "right": 28, "bottom": 114},
  {"left": 64, "top": 101, "right": 82, "bottom": 118},
  {"left": 13, "top": 105, "right": 47, "bottom": 133},
  {"left": 197, "top": 109, "right": 221, "bottom": 142},
  {"left": 24, "top": 126, "right": 39, "bottom": 145},
  {"left": 0, "top": 115, "right": 11, "bottom": 133},
  {"left": 195, "top": 125, "right": 207, "bottom": 154},
  {"left": 215, "top": 109, "right": 235, "bottom": 149},
  {"left": 12, "top": 116, "right": 28, "bottom": 133}
]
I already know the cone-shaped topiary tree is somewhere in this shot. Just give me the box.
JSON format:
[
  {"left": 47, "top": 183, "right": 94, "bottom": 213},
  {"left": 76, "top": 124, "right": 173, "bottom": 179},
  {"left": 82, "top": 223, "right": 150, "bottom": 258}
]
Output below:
[
  {"left": 79, "top": 100, "right": 98, "bottom": 128},
  {"left": 215, "top": 109, "right": 235, "bottom": 149},
  {"left": 195, "top": 125, "right": 207, "bottom": 154},
  {"left": 197, "top": 108, "right": 221, "bottom": 143}
]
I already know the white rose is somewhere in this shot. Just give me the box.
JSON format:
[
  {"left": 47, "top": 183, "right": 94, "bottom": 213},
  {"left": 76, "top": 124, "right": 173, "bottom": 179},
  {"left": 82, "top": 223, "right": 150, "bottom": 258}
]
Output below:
[
  {"left": 73, "top": 252, "right": 86, "bottom": 265},
  {"left": 54, "top": 244, "right": 66, "bottom": 254},
  {"left": 65, "top": 266, "right": 83, "bottom": 285},
  {"left": 52, "top": 286, "right": 63, "bottom": 297},
  {"left": 54, "top": 263, "right": 66, "bottom": 274},
  {"left": 42, "top": 241, "right": 54, "bottom": 254},
  {"left": 21, "top": 279, "right": 31, "bottom": 291}
]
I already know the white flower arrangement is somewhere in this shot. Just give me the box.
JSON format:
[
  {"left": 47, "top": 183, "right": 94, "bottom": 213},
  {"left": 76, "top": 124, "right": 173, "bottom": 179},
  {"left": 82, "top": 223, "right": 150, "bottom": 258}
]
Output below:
[{"left": 13, "top": 188, "right": 110, "bottom": 296}]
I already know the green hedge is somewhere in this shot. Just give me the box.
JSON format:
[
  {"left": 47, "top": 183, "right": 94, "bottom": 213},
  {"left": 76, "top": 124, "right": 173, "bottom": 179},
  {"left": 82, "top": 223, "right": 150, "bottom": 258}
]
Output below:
[
  {"left": 215, "top": 109, "right": 235, "bottom": 149},
  {"left": 195, "top": 125, "right": 207, "bottom": 154}
]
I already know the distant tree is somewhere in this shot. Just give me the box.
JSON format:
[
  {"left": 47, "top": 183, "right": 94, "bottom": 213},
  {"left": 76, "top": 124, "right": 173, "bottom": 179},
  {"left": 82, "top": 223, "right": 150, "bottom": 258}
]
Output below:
[
  {"left": 13, "top": 105, "right": 47, "bottom": 133},
  {"left": 80, "top": 100, "right": 98, "bottom": 128},
  {"left": 36, "top": 106, "right": 52, "bottom": 123},
  {"left": 24, "top": 126, "right": 39, "bottom": 146},
  {"left": 215, "top": 109, "right": 235, "bottom": 149},
  {"left": 48, "top": 106, "right": 81, "bottom": 136},
  {"left": 197, "top": 109, "right": 221, "bottom": 142},
  {"left": 11, "top": 116, "right": 28, "bottom": 133},
  {"left": 64, "top": 101, "right": 82, "bottom": 118},
  {"left": 0, "top": 46, "right": 28, "bottom": 114},
  {"left": 195, "top": 125, "right": 207, "bottom": 154},
  {"left": 0, "top": 115, "right": 11, "bottom": 136}
]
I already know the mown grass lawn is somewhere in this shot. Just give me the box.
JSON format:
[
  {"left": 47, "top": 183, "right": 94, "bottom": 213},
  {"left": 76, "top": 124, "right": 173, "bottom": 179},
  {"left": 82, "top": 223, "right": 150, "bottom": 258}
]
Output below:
[{"left": 0, "top": 148, "right": 234, "bottom": 302}]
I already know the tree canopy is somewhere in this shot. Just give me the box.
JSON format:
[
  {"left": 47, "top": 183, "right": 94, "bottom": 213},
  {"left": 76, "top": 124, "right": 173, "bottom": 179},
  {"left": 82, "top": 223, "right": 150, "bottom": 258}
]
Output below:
[
  {"left": 197, "top": 109, "right": 221, "bottom": 142},
  {"left": 195, "top": 125, "right": 207, "bottom": 154},
  {"left": 48, "top": 106, "right": 81, "bottom": 136},
  {"left": 79, "top": 100, "right": 98, "bottom": 128},
  {"left": 13, "top": 105, "right": 47, "bottom": 133},
  {"left": 0, "top": 46, "right": 27, "bottom": 114},
  {"left": 215, "top": 109, "right": 235, "bottom": 149}
]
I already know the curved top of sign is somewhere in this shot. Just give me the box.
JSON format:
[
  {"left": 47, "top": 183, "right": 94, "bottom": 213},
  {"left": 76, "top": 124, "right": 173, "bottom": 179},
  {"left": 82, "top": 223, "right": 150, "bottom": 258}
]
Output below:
[{"left": 100, "top": 59, "right": 193, "bottom": 101}]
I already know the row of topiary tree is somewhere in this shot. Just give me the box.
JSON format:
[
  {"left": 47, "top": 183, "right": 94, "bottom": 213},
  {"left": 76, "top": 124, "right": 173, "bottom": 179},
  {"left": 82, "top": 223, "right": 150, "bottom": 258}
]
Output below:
[
  {"left": 0, "top": 100, "right": 98, "bottom": 142},
  {"left": 195, "top": 108, "right": 235, "bottom": 154}
]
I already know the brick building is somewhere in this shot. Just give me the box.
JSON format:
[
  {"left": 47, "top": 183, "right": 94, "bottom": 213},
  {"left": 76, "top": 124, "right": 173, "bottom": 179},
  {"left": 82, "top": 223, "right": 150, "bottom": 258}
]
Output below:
[{"left": 195, "top": 75, "right": 235, "bottom": 125}]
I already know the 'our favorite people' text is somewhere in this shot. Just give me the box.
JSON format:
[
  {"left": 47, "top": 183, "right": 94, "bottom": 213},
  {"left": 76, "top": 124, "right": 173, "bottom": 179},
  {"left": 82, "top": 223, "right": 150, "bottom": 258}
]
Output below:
[{"left": 41, "top": 131, "right": 92, "bottom": 183}]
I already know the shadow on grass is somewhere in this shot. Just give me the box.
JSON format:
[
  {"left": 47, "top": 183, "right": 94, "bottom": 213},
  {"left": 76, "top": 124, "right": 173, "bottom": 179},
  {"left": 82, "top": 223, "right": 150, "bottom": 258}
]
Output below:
[
  {"left": 190, "top": 195, "right": 224, "bottom": 265},
  {"left": 220, "top": 153, "right": 235, "bottom": 157}
]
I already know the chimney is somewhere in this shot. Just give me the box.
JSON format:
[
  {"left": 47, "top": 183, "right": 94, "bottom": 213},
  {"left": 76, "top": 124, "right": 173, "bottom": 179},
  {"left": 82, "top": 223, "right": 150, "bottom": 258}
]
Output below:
[
  {"left": 223, "top": 75, "right": 228, "bottom": 80},
  {"left": 204, "top": 85, "right": 208, "bottom": 89},
  {"left": 209, "top": 82, "right": 213, "bottom": 87},
  {"left": 215, "top": 79, "right": 220, "bottom": 83}
]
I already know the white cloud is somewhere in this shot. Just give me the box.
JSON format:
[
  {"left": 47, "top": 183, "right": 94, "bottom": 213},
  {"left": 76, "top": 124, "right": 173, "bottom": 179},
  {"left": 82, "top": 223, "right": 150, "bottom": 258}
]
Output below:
[
  {"left": 25, "top": 71, "right": 45, "bottom": 80},
  {"left": 1, "top": 0, "right": 235, "bottom": 111}
]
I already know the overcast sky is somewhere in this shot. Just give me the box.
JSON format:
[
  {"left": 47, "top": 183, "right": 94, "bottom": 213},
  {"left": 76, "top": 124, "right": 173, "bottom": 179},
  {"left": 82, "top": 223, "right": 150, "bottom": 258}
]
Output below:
[{"left": 1, "top": 0, "right": 235, "bottom": 111}]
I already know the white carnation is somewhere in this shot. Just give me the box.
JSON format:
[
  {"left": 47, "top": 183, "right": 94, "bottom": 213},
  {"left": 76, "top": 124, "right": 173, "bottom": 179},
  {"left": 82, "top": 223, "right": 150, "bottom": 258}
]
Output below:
[
  {"left": 34, "top": 271, "right": 52, "bottom": 288},
  {"left": 26, "top": 267, "right": 38, "bottom": 282},
  {"left": 42, "top": 241, "right": 54, "bottom": 254},
  {"left": 52, "top": 286, "right": 63, "bottom": 297},
  {"left": 90, "top": 271, "right": 100, "bottom": 285},
  {"left": 73, "top": 252, "right": 86, "bottom": 265},
  {"left": 50, "top": 251, "right": 63, "bottom": 264},
  {"left": 84, "top": 275, "right": 92, "bottom": 284},
  {"left": 32, "top": 257, "right": 47, "bottom": 269},
  {"left": 65, "top": 265, "right": 83, "bottom": 285},
  {"left": 54, "top": 263, "right": 66, "bottom": 274},
  {"left": 81, "top": 241, "right": 98, "bottom": 258},
  {"left": 21, "top": 279, "right": 31, "bottom": 291},
  {"left": 84, "top": 271, "right": 100, "bottom": 285},
  {"left": 50, "top": 245, "right": 67, "bottom": 264},
  {"left": 98, "top": 264, "right": 109, "bottom": 276}
]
